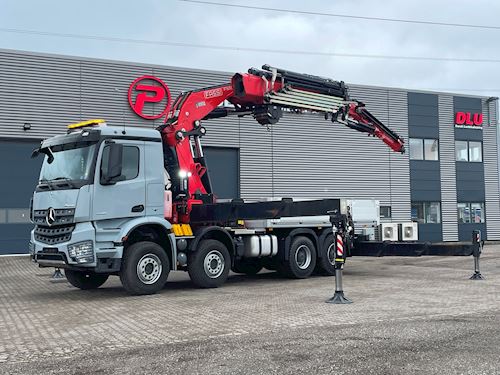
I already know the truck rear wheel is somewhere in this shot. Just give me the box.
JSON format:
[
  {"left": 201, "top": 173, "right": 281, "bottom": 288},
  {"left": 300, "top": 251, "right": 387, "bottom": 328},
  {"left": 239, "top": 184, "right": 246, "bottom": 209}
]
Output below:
[
  {"left": 188, "top": 239, "right": 230, "bottom": 288},
  {"left": 65, "top": 270, "right": 109, "bottom": 290},
  {"left": 279, "top": 236, "right": 317, "bottom": 279},
  {"left": 232, "top": 258, "right": 263, "bottom": 275},
  {"left": 315, "top": 235, "right": 336, "bottom": 276},
  {"left": 120, "top": 241, "right": 170, "bottom": 295}
]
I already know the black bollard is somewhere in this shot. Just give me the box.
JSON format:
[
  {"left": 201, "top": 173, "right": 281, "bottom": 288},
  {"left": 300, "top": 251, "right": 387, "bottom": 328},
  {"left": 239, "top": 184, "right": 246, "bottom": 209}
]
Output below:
[{"left": 469, "top": 230, "right": 485, "bottom": 280}]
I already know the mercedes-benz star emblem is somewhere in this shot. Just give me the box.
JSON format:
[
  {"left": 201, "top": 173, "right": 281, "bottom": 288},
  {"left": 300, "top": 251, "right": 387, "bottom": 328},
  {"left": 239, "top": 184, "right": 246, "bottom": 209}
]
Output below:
[{"left": 46, "top": 207, "right": 56, "bottom": 226}]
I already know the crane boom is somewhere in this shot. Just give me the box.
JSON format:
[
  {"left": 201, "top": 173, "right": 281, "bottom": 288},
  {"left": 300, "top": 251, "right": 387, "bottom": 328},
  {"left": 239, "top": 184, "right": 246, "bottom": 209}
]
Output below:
[{"left": 157, "top": 65, "right": 405, "bottom": 223}]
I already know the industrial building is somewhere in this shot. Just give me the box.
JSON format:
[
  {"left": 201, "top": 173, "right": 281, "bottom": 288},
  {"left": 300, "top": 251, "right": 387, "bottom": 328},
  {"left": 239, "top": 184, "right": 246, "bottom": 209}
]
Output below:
[{"left": 0, "top": 48, "right": 498, "bottom": 254}]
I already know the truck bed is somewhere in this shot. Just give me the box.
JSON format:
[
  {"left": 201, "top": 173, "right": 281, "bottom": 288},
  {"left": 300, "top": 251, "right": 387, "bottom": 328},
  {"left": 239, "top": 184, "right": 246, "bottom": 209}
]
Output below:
[{"left": 189, "top": 198, "right": 341, "bottom": 225}]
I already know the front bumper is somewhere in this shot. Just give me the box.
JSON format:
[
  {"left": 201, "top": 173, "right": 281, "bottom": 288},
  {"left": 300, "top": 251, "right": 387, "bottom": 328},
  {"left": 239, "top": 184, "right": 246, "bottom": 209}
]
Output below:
[{"left": 31, "top": 222, "right": 123, "bottom": 272}]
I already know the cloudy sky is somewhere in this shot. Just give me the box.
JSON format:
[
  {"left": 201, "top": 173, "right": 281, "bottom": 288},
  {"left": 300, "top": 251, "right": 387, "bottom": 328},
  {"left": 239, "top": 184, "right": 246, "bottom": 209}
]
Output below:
[{"left": 0, "top": 0, "right": 499, "bottom": 99}]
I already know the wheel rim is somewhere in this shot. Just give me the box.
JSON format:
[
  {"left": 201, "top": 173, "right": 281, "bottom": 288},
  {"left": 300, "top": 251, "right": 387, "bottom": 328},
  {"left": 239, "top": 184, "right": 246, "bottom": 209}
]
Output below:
[
  {"left": 204, "top": 250, "right": 225, "bottom": 279},
  {"left": 327, "top": 242, "right": 336, "bottom": 266},
  {"left": 295, "top": 245, "right": 312, "bottom": 270},
  {"left": 137, "top": 254, "right": 162, "bottom": 285}
]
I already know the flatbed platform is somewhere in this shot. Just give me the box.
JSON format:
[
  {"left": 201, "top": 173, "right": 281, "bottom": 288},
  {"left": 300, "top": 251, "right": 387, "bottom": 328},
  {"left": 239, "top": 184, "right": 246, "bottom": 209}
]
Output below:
[{"left": 190, "top": 198, "right": 341, "bottom": 224}]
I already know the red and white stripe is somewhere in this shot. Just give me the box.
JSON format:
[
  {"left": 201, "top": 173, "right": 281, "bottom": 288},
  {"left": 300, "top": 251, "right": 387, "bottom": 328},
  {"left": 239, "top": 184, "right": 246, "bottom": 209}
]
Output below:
[{"left": 336, "top": 234, "right": 344, "bottom": 257}]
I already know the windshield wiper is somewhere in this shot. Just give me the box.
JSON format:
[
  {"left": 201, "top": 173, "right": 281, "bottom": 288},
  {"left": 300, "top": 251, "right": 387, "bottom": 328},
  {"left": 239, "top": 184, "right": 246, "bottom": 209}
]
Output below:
[
  {"left": 39, "top": 179, "right": 54, "bottom": 190},
  {"left": 51, "top": 177, "right": 77, "bottom": 188}
]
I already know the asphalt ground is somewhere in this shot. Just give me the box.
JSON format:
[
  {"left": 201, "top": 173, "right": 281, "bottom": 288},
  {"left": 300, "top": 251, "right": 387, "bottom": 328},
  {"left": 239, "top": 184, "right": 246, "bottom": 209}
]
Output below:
[{"left": 0, "top": 245, "right": 499, "bottom": 374}]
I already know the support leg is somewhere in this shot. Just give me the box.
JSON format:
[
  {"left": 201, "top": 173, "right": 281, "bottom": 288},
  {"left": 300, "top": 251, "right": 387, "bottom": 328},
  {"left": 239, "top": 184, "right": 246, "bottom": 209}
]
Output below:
[
  {"left": 326, "top": 265, "right": 352, "bottom": 304},
  {"left": 49, "top": 268, "right": 66, "bottom": 283},
  {"left": 469, "top": 230, "right": 485, "bottom": 280},
  {"left": 470, "top": 256, "right": 485, "bottom": 280}
]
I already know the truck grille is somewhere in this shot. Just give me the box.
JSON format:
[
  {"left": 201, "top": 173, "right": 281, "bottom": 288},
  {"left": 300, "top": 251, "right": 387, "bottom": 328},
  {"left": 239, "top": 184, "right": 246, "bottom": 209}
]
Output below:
[
  {"left": 35, "top": 224, "right": 75, "bottom": 245},
  {"left": 33, "top": 208, "right": 76, "bottom": 245},
  {"left": 33, "top": 208, "right": 75, "bottom": 226}
]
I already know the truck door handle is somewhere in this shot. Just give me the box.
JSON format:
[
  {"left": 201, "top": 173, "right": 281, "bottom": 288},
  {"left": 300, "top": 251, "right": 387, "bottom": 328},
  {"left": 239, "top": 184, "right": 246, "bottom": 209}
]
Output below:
[{"left": 131, "top": 205, "right": 144, "bottom": 213}]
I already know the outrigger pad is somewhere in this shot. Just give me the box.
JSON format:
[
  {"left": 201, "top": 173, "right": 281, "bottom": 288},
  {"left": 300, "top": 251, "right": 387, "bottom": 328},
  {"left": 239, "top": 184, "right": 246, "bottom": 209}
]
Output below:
[
  {"left": 470, "top": 272, "right": 485, "bottom": 280},
  {"left": 326, "top": 291, "right": 353, "bottom": 304}
]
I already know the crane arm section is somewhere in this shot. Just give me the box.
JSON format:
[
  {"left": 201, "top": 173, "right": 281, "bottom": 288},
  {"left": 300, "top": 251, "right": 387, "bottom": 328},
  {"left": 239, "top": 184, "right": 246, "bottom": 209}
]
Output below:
[{"left": 157, "top": 65, "right": 405, "bottom": 223}]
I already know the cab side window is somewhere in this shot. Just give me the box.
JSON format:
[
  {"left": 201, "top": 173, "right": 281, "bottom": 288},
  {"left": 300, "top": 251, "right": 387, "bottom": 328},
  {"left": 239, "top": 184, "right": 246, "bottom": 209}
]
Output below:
[{"left": 101, "top": 145, "right": 139, "bottom": 182}]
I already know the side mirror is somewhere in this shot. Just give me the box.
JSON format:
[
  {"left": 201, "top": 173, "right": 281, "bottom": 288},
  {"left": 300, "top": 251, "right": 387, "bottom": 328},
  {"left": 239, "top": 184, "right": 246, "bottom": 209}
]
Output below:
[
  {"left": 101, "top": 143, "right": 123, "bottom": 185},
  {"left": 31, "top": 148, "right": 40, "bottom": 158},
  {"left": 31, "top": 147, "right": 54, "bottom": 163}
]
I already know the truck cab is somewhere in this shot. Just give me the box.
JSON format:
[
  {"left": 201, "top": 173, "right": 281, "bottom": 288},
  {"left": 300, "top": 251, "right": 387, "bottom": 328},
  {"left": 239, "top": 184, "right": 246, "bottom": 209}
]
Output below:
[{"left": 30, "top": 120, "right": 176, "bottom": 294}]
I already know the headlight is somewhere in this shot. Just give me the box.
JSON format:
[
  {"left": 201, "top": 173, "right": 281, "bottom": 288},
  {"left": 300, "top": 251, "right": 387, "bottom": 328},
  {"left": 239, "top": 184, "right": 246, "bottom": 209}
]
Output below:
[{"left": 67, "top": 241, "right": 94, "bottom": 263}]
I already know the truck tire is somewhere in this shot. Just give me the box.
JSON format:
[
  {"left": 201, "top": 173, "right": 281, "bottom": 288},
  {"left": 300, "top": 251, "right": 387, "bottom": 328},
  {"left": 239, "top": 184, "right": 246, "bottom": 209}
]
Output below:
[
  {"left": 65, "top": 270, "right": 109, "bottom": 290},
  {"left": 315, "top": 235, "right": 336, "bottom": 276},
  {"left": 279, "top": 236, "right": 317, "bottom": 279},
  {"left": 120, "top": 241, "right": 170, "bottom": 295},
  {"left": 232, "top": 259, "right": 263, "bottom": 275},
  {"left": 188, "top": 239, "right": 230, "bottom": 288}
]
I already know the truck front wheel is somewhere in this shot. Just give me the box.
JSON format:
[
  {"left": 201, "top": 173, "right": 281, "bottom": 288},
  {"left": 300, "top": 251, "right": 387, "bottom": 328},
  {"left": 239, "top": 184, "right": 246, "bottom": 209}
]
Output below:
[
  {"left": 120, "top": 241, "right": 170, "bottom": 295},
  {"left": 188, "top": 239, "right": 230, "bottom": 288},
  {"left": 65, "top": 270, "right": 109, "bottom": 290}
]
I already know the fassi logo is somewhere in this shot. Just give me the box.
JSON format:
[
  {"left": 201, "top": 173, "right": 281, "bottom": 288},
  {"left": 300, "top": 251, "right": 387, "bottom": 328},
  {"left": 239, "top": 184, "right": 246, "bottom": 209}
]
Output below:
[
  {"left": 455, "top": 112, "right": 483, "bottom": 126},
  {"left": 128, "top": 75, "right": 171, "bottom": 120}
]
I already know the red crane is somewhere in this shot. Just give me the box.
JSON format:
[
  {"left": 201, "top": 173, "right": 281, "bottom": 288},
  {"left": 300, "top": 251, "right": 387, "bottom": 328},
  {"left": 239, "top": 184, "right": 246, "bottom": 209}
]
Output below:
[{"left": 158, "top": 65, "right": 405, "bottom": 223}]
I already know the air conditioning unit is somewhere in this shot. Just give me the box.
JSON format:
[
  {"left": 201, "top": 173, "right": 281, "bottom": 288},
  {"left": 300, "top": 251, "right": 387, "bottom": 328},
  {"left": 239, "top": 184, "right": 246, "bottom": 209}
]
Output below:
[
  {"left": 379, "top": 223, "right": 398, "bottom": 241},
  {"left": 400, "top": 222, "right": 418, "bottom": 241}
]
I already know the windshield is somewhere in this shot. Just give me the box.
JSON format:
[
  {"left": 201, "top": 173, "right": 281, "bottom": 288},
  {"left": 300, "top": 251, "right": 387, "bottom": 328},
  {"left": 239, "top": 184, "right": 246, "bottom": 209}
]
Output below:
[{"left": 40, "top": 144, "right": 96, "bottom": 182}]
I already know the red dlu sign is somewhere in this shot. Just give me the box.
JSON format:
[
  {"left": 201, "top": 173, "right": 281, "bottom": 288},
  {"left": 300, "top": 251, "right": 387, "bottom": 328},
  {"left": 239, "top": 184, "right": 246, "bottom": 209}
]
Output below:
[
  {"left": 128, "top": 75, "right": 171, "bottom": 120},
  {"left": 455, "top": 112, "right": 483, "bottom": 128}
]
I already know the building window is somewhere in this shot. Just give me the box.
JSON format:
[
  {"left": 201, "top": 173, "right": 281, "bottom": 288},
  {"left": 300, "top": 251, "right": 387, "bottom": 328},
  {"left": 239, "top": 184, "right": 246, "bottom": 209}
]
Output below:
[
  {"left": 411, "top": 202, "right": 441, "bottom": 223},
  {"left": 409, "top": 138, "right": 439, "bottom": 160},
  {"left": 469, "top": 141, "right": 483, "bottom": 162},
  {"left": 456, "top": 141, "right": 468, "bottom": 161},
  {"left": 458, "top": 202, "right": 485, "bottom": 223},
  {"left": 409, "top": 138, "right": 423, "bottom": 160},
  {"left": 380, "top": 206, "right": 392, "bottom": 219},
  {"left": 424, "top": 139, "right": 439, "bottom": 160},
  {"left": 456, "top": 141, "right": 482, "bottom": 162}
]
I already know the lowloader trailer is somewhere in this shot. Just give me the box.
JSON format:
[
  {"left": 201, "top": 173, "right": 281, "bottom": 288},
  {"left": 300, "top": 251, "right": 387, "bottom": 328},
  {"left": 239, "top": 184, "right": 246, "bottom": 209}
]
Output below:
[{"left": 28, "top": 65, "right": 482, "bottom": 296}]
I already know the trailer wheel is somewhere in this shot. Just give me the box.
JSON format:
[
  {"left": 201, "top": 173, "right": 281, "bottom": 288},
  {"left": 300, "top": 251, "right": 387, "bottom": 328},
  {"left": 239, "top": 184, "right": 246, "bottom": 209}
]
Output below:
[
  {"left": 280, "top": 236, "right": 317, "bottom": 279},
  {"left": 120, "top": 241, "right": 170, "bottom": 295},
  {"left": 232, "top": 259, "right": 263, "bottom": 275},
  {"left": 65, "top": 270, "right": 109, "bottom": 290},
  {"left": 188, "top": 239, "right": 230, "bottom": 288},
  {"left": 315, "top": 235, "right": 336, "bottom": 276}
]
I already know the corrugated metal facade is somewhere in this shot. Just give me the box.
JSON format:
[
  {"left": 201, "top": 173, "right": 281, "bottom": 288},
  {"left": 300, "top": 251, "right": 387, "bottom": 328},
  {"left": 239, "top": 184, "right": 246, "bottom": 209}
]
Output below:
[
  {"left": 483, "top": 100, "right": 500, "bottom": 239},
  {"left": 0, "top": 49, "right": 499, "bottom": 241},
  {"left": 438, "top": 95, "right": 459, "bottom": 241}
]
